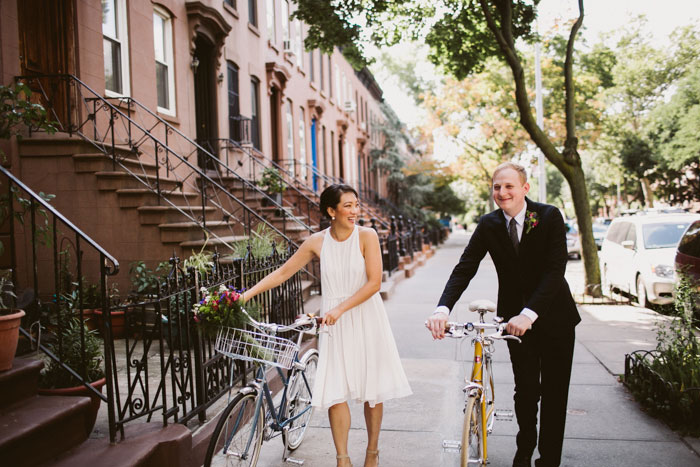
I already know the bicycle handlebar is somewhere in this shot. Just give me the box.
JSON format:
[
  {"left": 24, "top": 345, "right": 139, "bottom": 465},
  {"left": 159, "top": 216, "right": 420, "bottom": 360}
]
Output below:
[
  {"left": 241, "top": 308, "right": 321, "bottom": 334},
  {"left": 427, "top": 320, "right": 522, "bottom": 343}
]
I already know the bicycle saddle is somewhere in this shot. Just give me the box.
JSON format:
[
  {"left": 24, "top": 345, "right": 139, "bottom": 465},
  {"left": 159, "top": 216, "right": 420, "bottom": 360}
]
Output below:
[{"left": 468, "top": 299, "right": 496, "bottom": 313}]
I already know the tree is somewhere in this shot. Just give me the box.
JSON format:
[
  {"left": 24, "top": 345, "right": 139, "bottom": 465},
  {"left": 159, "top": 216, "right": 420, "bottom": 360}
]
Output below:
[{"left": 294, "top": 0, "right": 603, "bottom": 293}]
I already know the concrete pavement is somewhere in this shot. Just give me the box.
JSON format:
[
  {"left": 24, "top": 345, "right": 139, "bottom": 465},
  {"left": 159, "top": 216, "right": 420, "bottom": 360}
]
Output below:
[{"left": 256, "top": 231, "right": 700, "bottom": 466}]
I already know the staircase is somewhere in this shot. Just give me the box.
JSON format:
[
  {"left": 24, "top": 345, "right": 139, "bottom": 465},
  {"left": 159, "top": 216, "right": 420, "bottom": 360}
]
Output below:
[{"left": 0, "top": 357, "right": 191, "bottom": 467}]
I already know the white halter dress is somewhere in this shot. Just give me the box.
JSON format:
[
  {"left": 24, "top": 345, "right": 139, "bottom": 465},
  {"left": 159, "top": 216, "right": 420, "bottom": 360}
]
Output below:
[{"left": 311, "top": 226, "right": 412, "bottom": 409}]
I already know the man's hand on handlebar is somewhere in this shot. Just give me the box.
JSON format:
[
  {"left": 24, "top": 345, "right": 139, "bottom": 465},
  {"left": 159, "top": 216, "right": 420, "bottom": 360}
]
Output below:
[
  {"left": 426, "top": 311, "right": 448, "bottom": 340},
  {"left": 505, "top": 315, "right": 532, "bottom": 337}
]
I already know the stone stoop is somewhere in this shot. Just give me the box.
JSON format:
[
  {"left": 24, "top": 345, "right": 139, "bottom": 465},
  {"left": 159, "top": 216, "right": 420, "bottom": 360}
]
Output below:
[
  {"left": 379, "top": 269, "right": 406, "bottom": 300},
  {"left": 44, "top": 423, "right": 192, "bottom": 467}
]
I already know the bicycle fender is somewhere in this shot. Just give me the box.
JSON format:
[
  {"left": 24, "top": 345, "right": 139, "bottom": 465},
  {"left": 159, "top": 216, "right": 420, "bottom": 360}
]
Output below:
[{"left": 239, "top": 386, "right": 257, "bottom": 396}]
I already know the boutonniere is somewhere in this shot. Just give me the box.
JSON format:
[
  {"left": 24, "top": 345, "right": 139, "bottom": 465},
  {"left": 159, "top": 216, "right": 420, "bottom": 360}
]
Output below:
[{"left": 524, "top": 211, "right": 539, "bottom": 234}]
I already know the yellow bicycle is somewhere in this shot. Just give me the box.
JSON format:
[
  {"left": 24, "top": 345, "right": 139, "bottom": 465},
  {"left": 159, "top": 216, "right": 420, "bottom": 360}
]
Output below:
[{"left": 441, "top": 300, "right": 521, "bottom": 467}]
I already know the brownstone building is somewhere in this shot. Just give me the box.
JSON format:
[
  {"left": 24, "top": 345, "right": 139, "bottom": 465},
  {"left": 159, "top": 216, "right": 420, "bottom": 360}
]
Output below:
[{"left": 0, "top": 0, "right": 388, "bottom": 275}]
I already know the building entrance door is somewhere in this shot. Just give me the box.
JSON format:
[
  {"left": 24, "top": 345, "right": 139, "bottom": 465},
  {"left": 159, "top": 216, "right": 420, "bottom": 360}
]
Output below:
[
  {"left": 194, "top": 35, "right": 218, "bottom": 171},
  {"left": 18, "top": 0, "right": 75, "bottom": 127}
]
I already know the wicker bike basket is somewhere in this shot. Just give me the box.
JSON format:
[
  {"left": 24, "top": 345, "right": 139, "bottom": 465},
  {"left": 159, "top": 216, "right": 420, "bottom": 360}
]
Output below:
[{"left": 215, "top": 326, "right": 299, "bottom": 370}]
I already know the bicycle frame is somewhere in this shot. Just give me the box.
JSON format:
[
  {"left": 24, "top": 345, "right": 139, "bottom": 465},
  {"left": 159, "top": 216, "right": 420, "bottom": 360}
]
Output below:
[
  {"left": 466, "top": 323, "right": 496, "bottom": 464},
  {"left": 222, "top": 326, "right": 316, "bottom": 460}
]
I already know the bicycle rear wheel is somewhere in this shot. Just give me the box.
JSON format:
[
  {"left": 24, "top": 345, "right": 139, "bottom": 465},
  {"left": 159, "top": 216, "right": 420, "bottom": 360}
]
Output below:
[
  {"left": 205, "top": 391, "right": 265, "bottom": 467},
  {"left": 461, "top": 395, "right": 483, "bottom": 467},
  {"left": 283, "top": 349, "right": 319, "bottom": 450}
]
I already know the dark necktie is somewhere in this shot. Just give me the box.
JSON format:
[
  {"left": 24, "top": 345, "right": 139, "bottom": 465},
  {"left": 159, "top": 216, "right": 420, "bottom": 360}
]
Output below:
[{"left": 509, "top": 217, "right": 519, "bottom": 254}]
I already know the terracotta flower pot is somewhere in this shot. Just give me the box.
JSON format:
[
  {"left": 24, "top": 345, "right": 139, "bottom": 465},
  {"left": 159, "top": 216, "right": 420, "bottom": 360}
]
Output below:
[
  {"left": 38, "top": 377, "right": 107, "bottom": 435},
  {"left": 0, "top": 309, "right": 25, "bottom": 371},
  {"left": 94, "top": 308, "right": 126, "bottom": 339}
]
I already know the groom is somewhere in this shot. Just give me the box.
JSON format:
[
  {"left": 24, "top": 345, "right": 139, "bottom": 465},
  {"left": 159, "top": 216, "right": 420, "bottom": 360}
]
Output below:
[{"left": 426, "top": 162, "right": 580, "bottom": 467}]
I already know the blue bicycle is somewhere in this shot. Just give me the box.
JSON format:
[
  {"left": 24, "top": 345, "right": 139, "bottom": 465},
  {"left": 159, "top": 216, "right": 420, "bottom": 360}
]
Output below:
[{"left": 204, "top": 310, "right": 321, "bottom": 466}]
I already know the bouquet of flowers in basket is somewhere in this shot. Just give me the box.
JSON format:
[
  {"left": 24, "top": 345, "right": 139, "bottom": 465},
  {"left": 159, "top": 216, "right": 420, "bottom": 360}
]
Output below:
[{"left": 193, "top": 285, "right": 259, "bottom": 332}]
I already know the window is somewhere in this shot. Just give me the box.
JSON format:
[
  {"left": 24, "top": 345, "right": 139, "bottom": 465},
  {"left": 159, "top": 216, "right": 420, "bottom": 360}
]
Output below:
[
  {"left": 285, "top": 99, "right": 294, "bottom": 172},
  {"left": 227, "top": 61, "right": 241, "bottom": 141},
  {"left": 309, "top": 50, "right": 315, "bottom": 82},
  {"left": 321, "top": 125, "right": 327, "bottom": 174},
  {"left": 102, "top": 0, "right": 130, "bottom": 96},
  {"left": 341, "top": 72, "right": 347, "bottom": 104},
  {"left": 319, "top": 51, "right": 325, "bottom": 91},
  {"left": 225, "top": 0, "right": 236, "bottom": 8},
  {"left": 251, "top": 77, "right": 261, "bottom": 149},
  {"left": 153, "top": 7, "right": 175, "bottom": 114},
  {"left": 249, "top": 0, "right": 257, "bottom": 27},
  {"left": 331, "top": 130, "right": 336, "bottom": 176},
  {"left": 299, "top": 107, "right": 306, "bottom": 179},
  {"left": 335, "top": 64, "right": 341, "bottom": 102},
  {"left": 266, "top": 0, "right": 276, "bottom": 43},
  {"left": 328, "top": 56, "right": 333, "bottom": 97},
  {"left": 295, "top": 20, "right": 303, "bottom": 69},
  {"left": 281, "top": 0, "right": 290, "bottom": 42}
]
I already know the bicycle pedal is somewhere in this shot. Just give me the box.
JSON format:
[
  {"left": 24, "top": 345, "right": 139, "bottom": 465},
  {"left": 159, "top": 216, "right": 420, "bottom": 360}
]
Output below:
[
  {"left": 284, "top": 457, "right": 305, "bottom": 465},
  {"left": 442, "top": 440, "right": 462, "bottom": 452},
  {"left": 494, "top": 409, "right": 514, "bottom": 420}
]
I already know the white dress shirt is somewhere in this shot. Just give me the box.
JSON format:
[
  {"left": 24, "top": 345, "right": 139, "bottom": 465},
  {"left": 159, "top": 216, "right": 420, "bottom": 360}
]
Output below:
[{"left": 433, "top": 202, "right": 538, "bottom": 324}]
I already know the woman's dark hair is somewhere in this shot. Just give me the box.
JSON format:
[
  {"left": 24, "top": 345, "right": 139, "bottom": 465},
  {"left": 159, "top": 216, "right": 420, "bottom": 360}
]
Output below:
[{"left": 320, "top": 184, "right": 358, "bottom": 219}]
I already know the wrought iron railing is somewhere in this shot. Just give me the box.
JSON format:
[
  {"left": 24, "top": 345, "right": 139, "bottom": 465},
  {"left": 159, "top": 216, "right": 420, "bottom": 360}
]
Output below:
[
  {"left": 0, "top": 165, "right": 121, "bottom": 437},
  {"left": 16, "top": 74, "right": 319, "bottom": 288}
]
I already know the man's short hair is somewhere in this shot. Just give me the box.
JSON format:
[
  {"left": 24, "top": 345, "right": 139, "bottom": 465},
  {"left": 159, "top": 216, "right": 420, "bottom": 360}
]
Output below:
[{"left": 493, "top": 162, "right": 528, "bottom": 185}]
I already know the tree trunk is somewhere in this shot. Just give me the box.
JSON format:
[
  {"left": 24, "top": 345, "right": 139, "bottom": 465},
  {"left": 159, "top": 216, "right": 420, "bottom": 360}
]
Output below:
[
  {"left": 568, "top": 165, "right": 601, "bottom": 297},
  {"left": 641, "top": 177, "right": 655, "bottom": 208}
]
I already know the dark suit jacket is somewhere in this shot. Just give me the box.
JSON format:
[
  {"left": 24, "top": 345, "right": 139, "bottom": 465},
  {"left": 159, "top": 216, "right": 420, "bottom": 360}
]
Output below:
[{"left": 438, "top": 198, "right": 581, "bottom": 330}]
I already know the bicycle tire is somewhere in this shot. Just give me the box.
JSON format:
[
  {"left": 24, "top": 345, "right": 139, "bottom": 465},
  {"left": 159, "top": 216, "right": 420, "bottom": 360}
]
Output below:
[
  {"left": 283, "top": 349, "right": 319, "bottom": 450},
  {"left": 204, "top": 391, "right": 265, "bottom": 467},
  {"left": 461, "top": 395, "right": 483, "bottom": 467}
]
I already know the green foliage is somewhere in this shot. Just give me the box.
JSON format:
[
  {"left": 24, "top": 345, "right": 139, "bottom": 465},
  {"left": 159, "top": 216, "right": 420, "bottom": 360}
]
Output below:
[
  {"left": 40, "top": 317, "right": 105, "bottom": 389},
  {"left": 0, "top": 82, "right": 57, "bottom": 154},
  {"left": 0, "top": 185, "right": 55, "bottom": 257},
  {"left": 129, "top": 260, "right": 169, "bottom": 296},
  {"left": 257, "top": 167, "right": 287, "bottom": 195},
  {"left": 644, "top": 274, "right": 700, "bottom": 434},
  {"left": 426, "top": 1, "right": 538, "bottom": 80},
  {"left": 232, "top": 223, "right": 286, "bottom": 259},
  {"left": 0, "top": 272, "right": 16, "bottom": 311}
]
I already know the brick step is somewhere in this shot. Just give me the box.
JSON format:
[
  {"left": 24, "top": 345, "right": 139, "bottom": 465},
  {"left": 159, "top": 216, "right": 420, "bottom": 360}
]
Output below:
[
  {"left": 96, "top": 171, "right": 180, "bottom": 192},
  {"left": 73, "top": 153, "right": 157, "bottom": 175},
  {"left": 0, "top": 358, "right": 43, "bottom": 410},
  {"left": 159, "top": 220, "right": 245, "bottom": 244},
  {"left": 0, "top": 395, "right": 92, "bottom": 467},
  {"left": 137, "top": 205, "right": 217, "bottom": 225},
  {"left": 41, "top": 422, "right": 192, "bottom": 467},
  {"left": 19, "top": 132, "right": 138, "bottom": 158},
  {"left": 116, "top": 188, "right": 200, "bottom": 208},
  {"left": 265, "top": 214, "right": 314, "bottom": 230}
]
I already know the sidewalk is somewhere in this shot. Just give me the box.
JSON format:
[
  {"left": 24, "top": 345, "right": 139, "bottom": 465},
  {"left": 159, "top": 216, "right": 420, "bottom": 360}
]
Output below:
[{"left": 257, "top": 232, "right": 700, "bottom": 466}]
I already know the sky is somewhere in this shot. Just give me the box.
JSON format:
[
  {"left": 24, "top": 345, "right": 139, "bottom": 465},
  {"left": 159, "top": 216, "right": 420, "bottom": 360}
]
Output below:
[{"left": 371, "top": 0, "right": 700, "bottom": 130}]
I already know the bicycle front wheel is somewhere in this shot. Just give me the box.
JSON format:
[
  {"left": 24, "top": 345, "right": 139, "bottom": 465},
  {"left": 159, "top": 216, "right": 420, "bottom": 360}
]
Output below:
[
  {"left": 283, "top": 349, "right": 319, "bottom": 450},
  {"left": 205, "top": 391, "right": 265, "bottom": 467},
  {"left": 461, "top": 395, "right": 483, "bottom": 467}
]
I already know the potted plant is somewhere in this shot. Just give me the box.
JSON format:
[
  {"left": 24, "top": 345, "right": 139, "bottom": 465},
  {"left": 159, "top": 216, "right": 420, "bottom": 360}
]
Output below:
[
  {"left": 38, "top": 316, "right": 106, "bottom": 434},
  {"left": 94, "top": 282, "right": 127, "bottom": 338},
  {"left": 0, "top": 274, "right": 23, "bottom": 371},
  {"left": 257, "top": 167, "right": 287, "bottom": 206}
]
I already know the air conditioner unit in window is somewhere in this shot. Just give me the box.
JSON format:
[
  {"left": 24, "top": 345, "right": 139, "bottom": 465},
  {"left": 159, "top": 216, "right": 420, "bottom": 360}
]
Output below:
[
  {"left": 283, "top": 40, "right": 294, "bottom": 54},
  {"left": 343, "top": 100, "right": 355, "bottom": 113}
]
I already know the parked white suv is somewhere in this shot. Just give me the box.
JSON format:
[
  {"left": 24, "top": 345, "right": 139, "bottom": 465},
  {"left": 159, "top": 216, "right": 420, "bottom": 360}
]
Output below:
[{"left": 599, "top": 213, "right": 700, "bottom": 307}]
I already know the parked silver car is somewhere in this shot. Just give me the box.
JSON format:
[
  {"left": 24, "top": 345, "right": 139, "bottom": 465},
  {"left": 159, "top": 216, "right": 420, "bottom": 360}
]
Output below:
[{"left": 599, "top": 213, "right": 700, "bottom": 307}]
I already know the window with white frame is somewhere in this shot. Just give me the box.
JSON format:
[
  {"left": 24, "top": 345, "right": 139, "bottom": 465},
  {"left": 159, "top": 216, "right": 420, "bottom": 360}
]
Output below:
[
  {"left": 281, "top": 0, "right": 290, "bottom": 42},
  {"left": 299, "top": 107, "right": 307, "bottom": 179},
  {"left": 295, "top": 20, "right": 303, "bottom": 69},
  {"left": 334, "top": 64, "right": 340, "bottom": 102},
  {"left": 266, "top": 0, "right": 276, "bottom": 43},
  {"left": 286, "top": 99, "right": 294, "bottom": 172},
  {"left": 153, "top": 7, "right": 175, "bottom": 114},
  {"left": 102, "top": 0, "right": 130, "bottom": 96}
]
